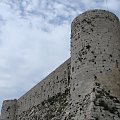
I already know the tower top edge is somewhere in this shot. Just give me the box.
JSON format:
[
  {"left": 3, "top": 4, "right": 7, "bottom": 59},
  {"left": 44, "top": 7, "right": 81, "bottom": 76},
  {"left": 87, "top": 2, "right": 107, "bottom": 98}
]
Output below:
[
  {"left": 71, "top": 9, "right": 119, "bottom": 26},
  {"left": 2, "top": 99, "right": 17, "bottom": 104}
]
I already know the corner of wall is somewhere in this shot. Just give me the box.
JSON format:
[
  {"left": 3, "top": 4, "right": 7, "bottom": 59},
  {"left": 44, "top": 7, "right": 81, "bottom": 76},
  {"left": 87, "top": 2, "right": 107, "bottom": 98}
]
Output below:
[{"left": 1, "top": 99, "right": 17, "bottom": 120}]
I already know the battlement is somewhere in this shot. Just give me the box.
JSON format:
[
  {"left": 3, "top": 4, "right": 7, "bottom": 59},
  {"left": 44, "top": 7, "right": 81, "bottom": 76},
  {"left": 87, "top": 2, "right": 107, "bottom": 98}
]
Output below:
[{"left": 1, "top": 9, "right": 120, "bottom": 120}]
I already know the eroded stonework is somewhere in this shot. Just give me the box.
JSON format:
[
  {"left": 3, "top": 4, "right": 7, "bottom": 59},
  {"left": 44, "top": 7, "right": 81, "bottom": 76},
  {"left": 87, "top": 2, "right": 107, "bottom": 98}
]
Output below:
[{"left": 1, "top": 9, "right": 120, "bottom": 120}]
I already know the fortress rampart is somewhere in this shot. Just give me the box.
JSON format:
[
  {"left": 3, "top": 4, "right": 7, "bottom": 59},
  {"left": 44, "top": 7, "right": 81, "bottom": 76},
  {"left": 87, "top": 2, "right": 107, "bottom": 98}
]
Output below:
[
  {"left": 1, "top": 9, "right": 120, "bottom": 120},
  {"left": 1, "top": 58, "right": 71, "bottom": 120}
]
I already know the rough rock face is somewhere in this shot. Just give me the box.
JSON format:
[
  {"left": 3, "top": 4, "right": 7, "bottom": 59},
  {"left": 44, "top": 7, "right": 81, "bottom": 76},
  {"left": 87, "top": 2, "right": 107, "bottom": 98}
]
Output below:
[
  {"left": 64, "top": 83, "right": 120, "bottom": 120},
  {"left": 92, "top": 83, "right": 120, "bottom": 120},
  {"left": 1, "top": 9, "right": 120, "bottom": 120},
  {"left": 17, "top": 88, "right": 70, "bottom": 120}
]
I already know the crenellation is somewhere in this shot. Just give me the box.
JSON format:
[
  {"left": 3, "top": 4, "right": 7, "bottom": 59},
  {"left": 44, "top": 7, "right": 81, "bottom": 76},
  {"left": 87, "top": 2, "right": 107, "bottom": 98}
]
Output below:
[{"left": 1, "top": 9, "right": 120, "bottom": 120}]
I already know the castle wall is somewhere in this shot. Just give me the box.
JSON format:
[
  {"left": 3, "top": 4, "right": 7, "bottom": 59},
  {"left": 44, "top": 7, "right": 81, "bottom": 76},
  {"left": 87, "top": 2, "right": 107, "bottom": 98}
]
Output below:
[
  {"left": 70, "top": 9, "right": 120, "bottom": 119},
  {"left": 16, "top": 58, "right": 71, "bottom": 119},
  {"left": 1, "top": 9, "right": 120, "bottom": 120}
]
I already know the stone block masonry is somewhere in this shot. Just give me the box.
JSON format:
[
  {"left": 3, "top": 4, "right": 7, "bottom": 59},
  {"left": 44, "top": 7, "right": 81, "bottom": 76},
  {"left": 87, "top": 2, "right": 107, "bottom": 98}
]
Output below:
[{"left": 0, "top": 9, "right": 120, "bottom": 120}]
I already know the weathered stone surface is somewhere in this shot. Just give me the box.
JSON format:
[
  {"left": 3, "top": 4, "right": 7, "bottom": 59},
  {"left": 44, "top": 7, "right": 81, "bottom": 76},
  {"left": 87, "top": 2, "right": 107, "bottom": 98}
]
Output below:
[
  {"left": 1, "top": 100, "right": 17, "bottom": 120},
  {"left": 70, "top": 9, "right": 120, "bottom": 120},
  {"left": 1, "top": 9, "right": 120, "bottom": 120}
]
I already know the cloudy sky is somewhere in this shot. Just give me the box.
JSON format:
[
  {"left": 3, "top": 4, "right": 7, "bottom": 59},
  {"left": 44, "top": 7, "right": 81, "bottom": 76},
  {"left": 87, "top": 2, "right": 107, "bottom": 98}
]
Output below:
[{"left": 0, "top": 0, "right": 120, "bottom": 110}]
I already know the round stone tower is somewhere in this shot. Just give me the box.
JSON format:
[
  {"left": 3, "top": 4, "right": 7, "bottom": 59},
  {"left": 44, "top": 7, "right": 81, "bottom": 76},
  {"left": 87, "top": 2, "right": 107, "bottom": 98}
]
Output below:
[{"left": 70, "top": 9, "right": 120, "bottom": 119}]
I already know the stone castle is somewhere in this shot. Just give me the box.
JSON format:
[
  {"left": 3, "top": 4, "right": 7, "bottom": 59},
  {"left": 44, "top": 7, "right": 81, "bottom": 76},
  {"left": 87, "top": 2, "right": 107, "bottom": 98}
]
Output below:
[{"left": 0, "top": 9, "right": 120, "bottom": 120}]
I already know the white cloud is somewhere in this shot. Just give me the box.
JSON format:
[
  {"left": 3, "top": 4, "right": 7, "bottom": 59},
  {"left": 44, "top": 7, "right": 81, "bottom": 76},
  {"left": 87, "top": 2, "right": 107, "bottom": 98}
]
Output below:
[
  {"left": 0, "top": 4, "right": 70, "bottom": 108},
  {"left": 102, "top": 0, "right": 120, "bottom": 11}
]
